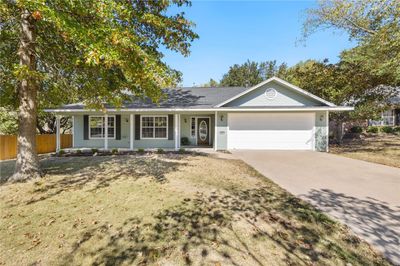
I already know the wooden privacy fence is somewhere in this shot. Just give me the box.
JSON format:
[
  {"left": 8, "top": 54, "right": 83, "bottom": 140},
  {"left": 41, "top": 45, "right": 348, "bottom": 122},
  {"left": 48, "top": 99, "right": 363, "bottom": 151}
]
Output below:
[{"left": 0, "top": 134, "right": 72, "bottom": 160}]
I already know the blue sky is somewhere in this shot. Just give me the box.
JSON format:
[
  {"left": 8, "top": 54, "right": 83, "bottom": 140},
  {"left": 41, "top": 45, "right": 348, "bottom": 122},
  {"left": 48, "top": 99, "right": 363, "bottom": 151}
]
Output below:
[{"left": 163, "top": 1, "right": 354, "bottom": 86}]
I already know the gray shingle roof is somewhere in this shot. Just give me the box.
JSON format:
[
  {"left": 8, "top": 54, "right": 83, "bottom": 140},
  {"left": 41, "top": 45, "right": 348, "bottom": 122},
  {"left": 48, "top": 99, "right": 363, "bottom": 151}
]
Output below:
[{"left": 61, "top": 87, "right": 247, "bottom": 109}]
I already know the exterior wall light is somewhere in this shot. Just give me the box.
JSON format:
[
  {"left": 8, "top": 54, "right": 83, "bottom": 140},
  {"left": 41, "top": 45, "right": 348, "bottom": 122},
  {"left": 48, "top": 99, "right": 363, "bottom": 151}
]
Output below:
[{"left": 220, "top": 115, "right": 224, "bottom": 121}]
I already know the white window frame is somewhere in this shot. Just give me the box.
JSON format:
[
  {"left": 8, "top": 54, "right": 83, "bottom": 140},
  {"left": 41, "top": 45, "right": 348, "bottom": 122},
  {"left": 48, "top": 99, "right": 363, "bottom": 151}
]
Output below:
[
  {"left": 89, "top": 115, "right": 116, "bottom": 139},
  {"left": 190, "top": 117, "right": 196, "bottom": 138},
  {"left": 140, "top": 115, "right": 168, "bottom": 140}
]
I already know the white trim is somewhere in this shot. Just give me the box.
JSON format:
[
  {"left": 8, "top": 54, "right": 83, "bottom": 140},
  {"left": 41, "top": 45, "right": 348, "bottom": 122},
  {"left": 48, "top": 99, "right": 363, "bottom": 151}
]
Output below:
[
  {"left": 216, "top": 77, "right": 336, "bottom": 107},
  {"left": 214, "top": 111, "right": 218, "bottom": 151},
  {"left": 104, "top": 114, "right": 108, "bottom": 150},
  {"left": 56, "top": 115, "right": 61, "bottom": 152},
  {"left": 88, "top": 115, "right": 116, "bottom": 140},
  {"left": 190, "top": 116, "right": 196, "bottom": 138},
  {"left": 191, "top": 116, "right": 211, "bottom": 146},
  {"left": 71, "top": 115, "right": 75, "bottom": 148},
  {"left": 174, "top": 114, "right": 179, "bottom": 150},
  {"left": 326, "top": 111, "right": 329, "bottom": 152},
  {"left": 45, "top": 106, "right": 353, "bottom": 113},
  {"left": 140, "top": 115, "right": 168, "bottom": 140},
  {"left": 130, "top": 114, "right": 134, "bottom": 150}
]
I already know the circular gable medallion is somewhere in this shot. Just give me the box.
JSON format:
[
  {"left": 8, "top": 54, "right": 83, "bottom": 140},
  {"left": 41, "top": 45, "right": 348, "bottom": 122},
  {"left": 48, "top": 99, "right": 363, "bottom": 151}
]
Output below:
[{"left": 265, "top": 88, "right": 277, "bottom": 99}]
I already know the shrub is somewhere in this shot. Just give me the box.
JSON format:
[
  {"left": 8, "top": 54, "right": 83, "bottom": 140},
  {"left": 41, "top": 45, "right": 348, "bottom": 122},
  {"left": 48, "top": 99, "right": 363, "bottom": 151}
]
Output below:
[
  {"left": 137, "top": 148, "right": 145, "bottom": 154},
  {"left": 349, "top": 126, "right": 363, "bottom": 133},
  {"left": 178, "top": 148, "right": 186, "bottom": 154},
  {"left": 157, "top": 148, "right": 164, "bottom": 154},
  {"left": 366, "top": 126, "right": 379, "bottom": 133},
  {"left": 58, "top": 149, "right": 65, "bottom": 156},
  {"left": 91, "top": 148, "right": 98, "bottom": 154},
  {"left": 381, "top": 126, "right": 394, "bottom": 134},
  {"left": 181, "top": 137, "right": 190, "bottom": 145},
  {"left": 394, "top": 127, "right": 400, "bottom": 133},
  {"left": 112, "top": 148, "right": 119, "bottom": 154}
]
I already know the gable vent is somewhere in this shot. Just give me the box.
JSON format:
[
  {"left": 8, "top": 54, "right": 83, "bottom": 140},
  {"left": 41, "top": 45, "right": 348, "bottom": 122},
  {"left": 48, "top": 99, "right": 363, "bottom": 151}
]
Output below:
[{"left": 265, "top": 88, "right": 277, "bottom": 100}]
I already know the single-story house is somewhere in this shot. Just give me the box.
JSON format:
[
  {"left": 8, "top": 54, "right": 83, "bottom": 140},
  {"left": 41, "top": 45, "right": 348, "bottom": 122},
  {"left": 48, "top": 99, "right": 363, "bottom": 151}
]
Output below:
[
  {"left": 368, "top": 92, "right": 400, "bottom": 126},
  {"left": 46, "top": 77, "right": 353, "bottom": 152}
]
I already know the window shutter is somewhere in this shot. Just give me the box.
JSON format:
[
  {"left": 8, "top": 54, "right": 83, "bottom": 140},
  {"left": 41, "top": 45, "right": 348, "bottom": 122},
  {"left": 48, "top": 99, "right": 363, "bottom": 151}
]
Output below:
[
  {"left": 135, "top": 115, "right": 140, "bottom": 140},
  {"left": 83, "top": 115, "right": 89, "bottom": 140},
  {"left": 116, "top": 115, "right": 121, "bottom": 140},
  {"left": 168, "top": 114, "right": 174, "bottom": 140}
]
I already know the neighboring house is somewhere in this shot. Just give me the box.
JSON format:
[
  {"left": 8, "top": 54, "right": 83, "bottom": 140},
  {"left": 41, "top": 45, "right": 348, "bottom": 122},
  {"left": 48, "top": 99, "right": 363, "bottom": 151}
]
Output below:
[
  {"left": 368, "top": 93, "right": 400, "bottom": 126},
  {"left": 46, "top": 77, "right": 352, "bottom": 152}
]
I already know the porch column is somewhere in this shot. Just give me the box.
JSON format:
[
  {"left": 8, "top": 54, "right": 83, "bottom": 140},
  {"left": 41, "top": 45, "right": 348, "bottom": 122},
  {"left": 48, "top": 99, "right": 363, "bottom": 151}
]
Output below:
[
  {"left": 174, "top": 114, "right": 179, "bottom": 150},
  {"left": 104, "top": 114, "right": 108, "bottom": 150},
  {"left": 326, "top": 111, "right": 329, "bottom": 152},
  {"left": 130, "top": 114, "right": 134, "bottom": 150},
  {"left": 56, "top": 115, "right": 61, "bottom": 152},
  {"left": 71, "top": 115, "right": 75, "bottom": 148},
  {"left": 178, "top": 114, "right": 181, "bottom": 149},
  {"left": 214, "top": 111, "right": 218, "bottom": 151}
]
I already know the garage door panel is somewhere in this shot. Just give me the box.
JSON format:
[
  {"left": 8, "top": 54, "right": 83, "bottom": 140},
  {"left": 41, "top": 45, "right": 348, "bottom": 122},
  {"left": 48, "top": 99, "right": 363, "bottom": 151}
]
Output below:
[{"left": 228, "top": 113, "right": 314, "bottom": 150}]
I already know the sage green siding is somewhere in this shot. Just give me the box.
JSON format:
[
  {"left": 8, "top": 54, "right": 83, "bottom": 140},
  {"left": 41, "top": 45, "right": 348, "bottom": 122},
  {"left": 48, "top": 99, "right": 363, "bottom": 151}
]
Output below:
[
  {"left": 73, "top": 114, "right": 175, "bottom": 149},
  {"left": 224, "top": 81, "right": 322, "bottom": 107},
  {"left": 314, "top": 111, "right": 329, "bottom": 152},
  {"left": 215, "top": 112, "right": 228, "bottom": 150},
  {"left": 180, "top": 114, "right": 214, "bottom": 146},
  {"left": 74, "top": 114, "right": 130, "bottom": 148}
]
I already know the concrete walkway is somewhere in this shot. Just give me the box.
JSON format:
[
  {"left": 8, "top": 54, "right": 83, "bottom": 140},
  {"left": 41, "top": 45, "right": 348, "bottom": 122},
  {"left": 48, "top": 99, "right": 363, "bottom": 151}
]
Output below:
[{"left": 231, "top": 150, "right": 400, "bottom": 265}]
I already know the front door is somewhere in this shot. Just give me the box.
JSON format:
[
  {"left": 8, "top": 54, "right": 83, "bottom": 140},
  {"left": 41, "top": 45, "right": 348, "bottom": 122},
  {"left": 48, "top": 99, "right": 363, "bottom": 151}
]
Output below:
[{"left": 197, "top": 118, "right": 210, "bottom": 146}]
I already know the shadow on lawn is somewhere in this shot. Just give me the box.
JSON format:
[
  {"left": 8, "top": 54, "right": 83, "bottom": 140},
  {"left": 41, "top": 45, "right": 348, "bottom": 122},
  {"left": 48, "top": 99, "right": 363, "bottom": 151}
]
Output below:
[
  {"left": 63, "top": 185, "right": 386, "bottom": 266},
  {"left": 302, "top": 189, "right": 400, "bottom": 265},
  {"left": 19, "top": 155, "right": 188, "bottom": 205}
]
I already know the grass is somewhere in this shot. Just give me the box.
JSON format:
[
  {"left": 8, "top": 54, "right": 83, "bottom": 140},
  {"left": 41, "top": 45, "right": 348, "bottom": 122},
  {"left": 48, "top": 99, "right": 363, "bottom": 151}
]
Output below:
[
  {"left": 330, "top": 134, "right": 400, "bottom": 168},
  {"left": 0, "top": 153, "right": 390, "bottom": 266}
]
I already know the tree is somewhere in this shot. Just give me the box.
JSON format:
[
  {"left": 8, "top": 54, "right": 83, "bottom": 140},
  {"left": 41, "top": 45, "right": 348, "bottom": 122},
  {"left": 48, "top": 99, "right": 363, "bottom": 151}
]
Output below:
[
  {"left": 200, "top": 78, "right": 219, "bottom": 87},
  {"left": 285, "top": 59, "right": 397, "bottom": 141},
  {"left": 303, "top": 0, "right": 400, "bottom": 85},
  {"left": 220, "top": 60, "right": 288, "bottom": 87},
  {"left": 0, "top": 1, "right": 198, "bottom": 181}
]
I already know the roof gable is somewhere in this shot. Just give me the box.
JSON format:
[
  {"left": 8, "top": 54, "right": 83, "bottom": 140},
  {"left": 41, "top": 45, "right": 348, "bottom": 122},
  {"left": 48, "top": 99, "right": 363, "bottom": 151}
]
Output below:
[{"left": 216, "top": 77, "right": 336, "bottom": 107}]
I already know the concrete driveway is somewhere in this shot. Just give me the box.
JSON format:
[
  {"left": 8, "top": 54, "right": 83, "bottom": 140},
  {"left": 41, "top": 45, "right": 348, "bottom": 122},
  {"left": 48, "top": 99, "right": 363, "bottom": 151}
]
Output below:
[{"left": 231, "top": 150, "right": 400, "bottom": 265}]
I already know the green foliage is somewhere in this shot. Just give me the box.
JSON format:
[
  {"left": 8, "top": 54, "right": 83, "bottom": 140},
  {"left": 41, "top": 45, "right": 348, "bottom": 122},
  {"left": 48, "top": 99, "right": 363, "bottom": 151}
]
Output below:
[
  {"left": 58, "top": 149, "right": 65, "bottom": 156},
  {"left": 0, "top": 108, "right": 18, "bottom": 134},
  {"left": 381, "top": 126, "right": 394, "bottom": 134},
  {"left": 349, "top": 126, "right": 363, "bottom": 134},
  {"left": 303, "top": 0, "right": 400, "bottom": 85},
  {"left": 220, "top": 60, "right": 288, "bottom": 87},
  {"left": 137, "top": 148, "right": 145, "bottom": 154},
  {"left": 91, "top": 148, "right": 98, "bottom": 154},
  {"left": 0, "top": 1, "right": 198, "bottom": 110},
  {"left": 181, "top": 137, "right": 189, "bottom": 145},
  {"left": 157, "top": 148, "right": 165, "bottom": 154},
  {"left": 76, "top": 149, "right": 82, "bottom": 154},
  {"left": 200, "top": 78, "right": 219, "bottom": 87},
  {"left": 394, "top": 127, "right": 400, "bottom": 133},
  {"left": 112, "top": 148, "right": 119, "bottom": 154},
  {"left": 178, "top": 148, "right": 186, "bottom": 154},
  {"left": 366, "top": 126, "right": 379, "bottom": 133}
]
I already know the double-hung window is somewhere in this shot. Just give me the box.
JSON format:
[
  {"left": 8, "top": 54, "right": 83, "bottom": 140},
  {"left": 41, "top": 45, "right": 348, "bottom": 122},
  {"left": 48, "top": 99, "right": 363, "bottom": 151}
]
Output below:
[
  {"left": 89, "top": 116, "right": 115, "bottom": 139},
  {"left": 141, "top": 116, "right": 168, "bottom": 139}
]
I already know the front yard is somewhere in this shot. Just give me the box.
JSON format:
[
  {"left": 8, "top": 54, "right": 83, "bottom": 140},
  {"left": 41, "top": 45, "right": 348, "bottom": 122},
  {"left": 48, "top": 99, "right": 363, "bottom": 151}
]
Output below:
[
  {"left": 330, "top": 134, "right": 400, "bottom": 168},
  {"left": 0, "top": 153, "right": 389, "bottom": 265}
]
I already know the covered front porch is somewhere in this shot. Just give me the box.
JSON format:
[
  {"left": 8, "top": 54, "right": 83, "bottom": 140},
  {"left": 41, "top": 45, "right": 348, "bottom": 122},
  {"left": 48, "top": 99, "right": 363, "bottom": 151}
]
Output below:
[{"left": 54, "top": 112, "right": 218, "bottom": 152}]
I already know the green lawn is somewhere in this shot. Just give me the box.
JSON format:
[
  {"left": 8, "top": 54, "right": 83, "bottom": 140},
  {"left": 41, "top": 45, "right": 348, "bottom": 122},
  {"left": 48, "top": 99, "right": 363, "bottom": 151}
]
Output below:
[{"left": 0, "top": 153, "right": 389, "bottom": 265}]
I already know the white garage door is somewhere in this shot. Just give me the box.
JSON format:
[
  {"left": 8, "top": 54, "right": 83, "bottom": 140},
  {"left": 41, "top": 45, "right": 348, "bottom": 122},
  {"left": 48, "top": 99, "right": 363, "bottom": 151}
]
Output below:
[{"left": 227, "top": 113, "right": 315, "bottom": 150}]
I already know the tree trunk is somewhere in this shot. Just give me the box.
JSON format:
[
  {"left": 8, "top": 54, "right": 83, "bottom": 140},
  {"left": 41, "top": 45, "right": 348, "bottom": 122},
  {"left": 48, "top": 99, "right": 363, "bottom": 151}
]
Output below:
[
  {"left": 10, "top": 10, "right": 42, "bottom": 182},
  {"left": 334, "top": 120, "right": 344, "bottom": 144}
]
